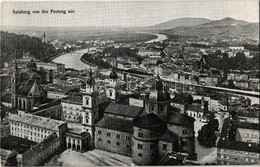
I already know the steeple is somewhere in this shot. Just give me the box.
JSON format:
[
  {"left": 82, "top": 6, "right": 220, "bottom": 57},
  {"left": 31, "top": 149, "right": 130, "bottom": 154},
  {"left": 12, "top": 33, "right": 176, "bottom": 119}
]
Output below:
[{"left": 11, "top": 60, "right": 19, "bottom": 108}]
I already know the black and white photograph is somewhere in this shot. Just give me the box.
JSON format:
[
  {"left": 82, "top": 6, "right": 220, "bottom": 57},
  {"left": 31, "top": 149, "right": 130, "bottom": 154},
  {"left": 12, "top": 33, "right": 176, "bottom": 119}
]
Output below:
[{"left": 0, "top": 0, "right": 259, "bottom": 166}]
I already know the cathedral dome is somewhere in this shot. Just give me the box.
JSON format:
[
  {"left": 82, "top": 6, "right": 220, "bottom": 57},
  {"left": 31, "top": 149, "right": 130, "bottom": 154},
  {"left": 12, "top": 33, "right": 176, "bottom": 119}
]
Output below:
[{"left": 109, "top": 68, "right": 118, "bottom": 80}]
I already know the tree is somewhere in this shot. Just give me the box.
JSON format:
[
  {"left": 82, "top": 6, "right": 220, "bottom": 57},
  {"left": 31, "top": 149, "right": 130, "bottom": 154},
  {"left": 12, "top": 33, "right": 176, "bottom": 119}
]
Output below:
[{"left": 197, "top": 118, "right": 218, "bottom": 147}]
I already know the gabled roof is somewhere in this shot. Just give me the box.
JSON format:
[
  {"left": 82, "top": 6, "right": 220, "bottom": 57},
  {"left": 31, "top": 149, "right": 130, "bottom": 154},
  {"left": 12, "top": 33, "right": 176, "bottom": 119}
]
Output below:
[
  {"left": 167, "top": 110, "right": 195, "bottom": 126},
  {"left": 160, "top": 128, "right": 179, "bottom": 142},
  {"left": 95, "top": 116, "right": 133, "bottom": 133},
  {"left": 104, "top": 103, "right": 143, "bottom": 118},
  {"left": 19, "top": 80, "right": 46, "bottom": 97}
]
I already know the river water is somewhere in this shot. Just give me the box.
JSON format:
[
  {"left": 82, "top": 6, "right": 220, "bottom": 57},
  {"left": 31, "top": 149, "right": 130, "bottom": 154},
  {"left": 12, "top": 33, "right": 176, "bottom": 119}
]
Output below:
[
  {"left": 52, "top": 32, "right": 168, "bottom": 70},
  {"left": 52, "top": 48, "right": 96, "bottom": 71}
]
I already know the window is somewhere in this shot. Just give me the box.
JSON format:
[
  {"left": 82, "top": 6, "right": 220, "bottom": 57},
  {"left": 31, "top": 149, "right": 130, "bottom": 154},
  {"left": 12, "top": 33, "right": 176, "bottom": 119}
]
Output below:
[
  {"left": 150, "top": 144, "right": 155, "bottom": 150},
  {"left": 86, "top": 97, "right": 89, "bottom": 105},
  {"left": 116, "top": 142, "right": 120, "bottom": 146},
  {"left": 138, "top": 132, "right": 143, "bottom": 138},
  {"left": 138, "top": 153, "right": 142, "bottom": 157},
  {"left": 151, "top": 105, "right": 154, "bottom": 111},
  {"left": 107, "top": 132, "right": 111, "bottom": 137},
  {"left": 150, "top": 133, "right": 155, "bottom": 138},
  {"left": 110, "top": 91, "right": 112, "bottom": 97},
  {"left": 98, "top": 130, "right": 102, "bottom": 135},
  {"left": 182, "top": 129, "right": 187, "bottom": 135},
  {"left": 125, "top": 136, "right": 130, "bottom": 140},
  {"left": 162, "top": 144, "right": 167, "bottom": 150},
  {"left": 160, "top": 106, "right": 164, "bottom": 111},
  {"left": 183, "top": 141, "right": 188, "bottom": 146},
  {"left": 116, "top": 134, "right": 120, "bottom": 139},
  {"left": 107, "top": 140, "right": 111, "bottom": 144},
  {"left": 138, "top": 144, "right": 143, "bottom": 149},
  {"left": 98, "top": 138, "right": 102, "bottom": 142},
  {"left": 126, "top": 145, "right": 130, "bottom": 148}
]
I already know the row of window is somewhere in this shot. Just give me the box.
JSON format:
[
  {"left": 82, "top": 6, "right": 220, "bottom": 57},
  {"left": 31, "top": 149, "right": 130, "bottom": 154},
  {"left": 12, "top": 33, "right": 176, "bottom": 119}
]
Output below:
[
  {"left": 137, "top": 132, "right": 156, "bottom": 138},
  {"left": 97, "top": 139, "right": 130, "bottom": 148},
  {"left": 67, "top": 138, "right": 80, "bottom": 144},
  {"left": 220, "top": 149, "right": 260, "bottom": 156},
  {"left": 11, "top": 132, "right": 48, "bottom": 140},
  {"left": 97, "top": 130, "right": 131, "bottom": 140},
  {"left": 11, "top": 126, "right": 52, "bottom": 134},
  {"left": 220, "top": 155, "right": 256, "bottom": 163}
]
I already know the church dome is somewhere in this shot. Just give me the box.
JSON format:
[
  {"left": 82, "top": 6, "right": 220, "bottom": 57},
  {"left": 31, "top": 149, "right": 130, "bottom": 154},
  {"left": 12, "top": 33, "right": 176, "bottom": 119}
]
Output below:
[
  {"left": 109, "top": 68, "right": 118, "bottom": 80},
  {"left": 147, "top": 90, "right": 167, "bottom": 102},
  {"left": 86, "top": 70, "right": 95, "bottom": 85},
  {"left": 146, "top": 75, "right": 171, "bottom": 102}
]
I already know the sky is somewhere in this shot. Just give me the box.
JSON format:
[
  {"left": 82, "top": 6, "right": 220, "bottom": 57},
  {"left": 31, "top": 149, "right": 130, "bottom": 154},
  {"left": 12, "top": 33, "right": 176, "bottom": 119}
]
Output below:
[{"left": 1, "top": 0, "right": 259, "bottom": 27}]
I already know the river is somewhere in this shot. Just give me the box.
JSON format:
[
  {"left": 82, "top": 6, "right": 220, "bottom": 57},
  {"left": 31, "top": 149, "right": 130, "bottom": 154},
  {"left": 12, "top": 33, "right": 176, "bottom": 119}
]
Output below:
[
  {"left": 52, "top": 32, "right": 167, "bottom": 70},
  {"left": 137, "top": 32, "right": 168, "bottom": 43},
  {"left": 52, "top": 48, "right": 97, "bottom": 71}
]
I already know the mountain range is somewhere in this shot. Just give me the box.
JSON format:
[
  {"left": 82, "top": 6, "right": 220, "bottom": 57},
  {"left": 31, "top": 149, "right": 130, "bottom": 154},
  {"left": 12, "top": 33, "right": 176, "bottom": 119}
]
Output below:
[
  {"left": 144, "top": 17, "right": 259, "bottom": 41},
  {"left": 1, "top": 17, "right": 259, "bottom": 43}
]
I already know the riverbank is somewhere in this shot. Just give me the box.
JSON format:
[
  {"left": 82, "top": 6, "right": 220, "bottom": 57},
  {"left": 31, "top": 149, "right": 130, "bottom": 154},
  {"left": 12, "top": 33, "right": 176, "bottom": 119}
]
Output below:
[
  {"left": 52, "top": 32, "right": 167, "bottom": 70},
  {"left": 80, "top": 56, "right": 98, "bottom": 68}
]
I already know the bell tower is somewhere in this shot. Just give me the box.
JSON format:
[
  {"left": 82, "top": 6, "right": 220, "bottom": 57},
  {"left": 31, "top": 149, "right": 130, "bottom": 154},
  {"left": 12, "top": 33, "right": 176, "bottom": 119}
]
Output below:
[
  {"left": 106, "top": 68, "right": 119, "bottom": 102},
  {"left": 11, "top": 60, "right": 19, "bottom": 108},
  {"left": 81, "top": 69, "right": 99, "bottom": 148}
]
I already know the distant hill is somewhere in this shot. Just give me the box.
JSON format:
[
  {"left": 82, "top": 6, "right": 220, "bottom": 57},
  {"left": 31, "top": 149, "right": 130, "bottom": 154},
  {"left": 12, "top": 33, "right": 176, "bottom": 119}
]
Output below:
[
  {"left": 147, "top": 18, "right": 211, "bottom": 30},
  {"left": 199, "top": 17, "right": 249, "bottom": 27},
  {"left": 160, "top": 17, "right": 259, "bottom": 42}
]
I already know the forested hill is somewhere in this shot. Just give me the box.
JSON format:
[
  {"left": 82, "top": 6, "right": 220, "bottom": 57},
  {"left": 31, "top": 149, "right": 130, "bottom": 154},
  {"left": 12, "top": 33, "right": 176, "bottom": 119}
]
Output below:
[{"left": 0, "top": 31, "right": 57, "bottom": 66}]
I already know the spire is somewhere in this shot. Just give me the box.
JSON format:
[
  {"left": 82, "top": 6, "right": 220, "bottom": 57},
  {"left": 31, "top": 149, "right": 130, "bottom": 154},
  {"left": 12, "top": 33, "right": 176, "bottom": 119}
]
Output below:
[
  {"left": 13, "top": 60, "right": 18, "bottom": 72},
  {"left": 86, "top": 67, "right": 94, "bottom": 85}
]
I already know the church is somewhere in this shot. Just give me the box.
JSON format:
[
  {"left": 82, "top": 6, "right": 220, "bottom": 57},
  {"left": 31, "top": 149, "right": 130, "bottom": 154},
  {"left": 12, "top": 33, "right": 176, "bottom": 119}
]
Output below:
[{"left": 92, "top": 70, "right": 197, "bottom": 165}]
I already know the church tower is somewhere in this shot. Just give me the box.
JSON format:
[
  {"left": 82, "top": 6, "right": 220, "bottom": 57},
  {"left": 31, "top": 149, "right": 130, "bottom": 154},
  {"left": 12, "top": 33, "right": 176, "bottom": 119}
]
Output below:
[
  {"left": 144, "top": 75, "right": 172, "bottom": 117},
  {"left": 106, "top": 68, "right": 119, "bottom": 102},
  {"left": 11, "top": 60, "right": 19, "bottom": 108},
  {"left": 81, "top": 69, "right": 99, "bottom": 148},
  {"left": 42, "top": 32, "right": 47, "bottom": 43}
]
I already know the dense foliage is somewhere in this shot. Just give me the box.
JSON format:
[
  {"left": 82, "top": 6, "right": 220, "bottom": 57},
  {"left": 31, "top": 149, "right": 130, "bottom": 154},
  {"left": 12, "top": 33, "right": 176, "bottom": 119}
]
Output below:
[
  {"left": 81, "top": 54, "right": 111, "bottom": 68},
  {"left": 0, "top": 31, "right": 57, "bottom": 66},
  {"left": 103, "top": 47, "right": 144, "bottom": 63},
  {"left": 204, "top": 52, "right": 259, "bottom": 72}
]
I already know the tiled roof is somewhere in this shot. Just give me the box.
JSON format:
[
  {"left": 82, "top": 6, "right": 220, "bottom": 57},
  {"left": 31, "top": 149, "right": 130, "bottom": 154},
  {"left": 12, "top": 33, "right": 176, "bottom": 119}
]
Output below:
[
  {"left": 133, "top": 113, "right": 165, "bottom": 130},
  {"left": 104, "top": 103, "right": 143, "bottom": 118},
  {"left": 160, "top": 128, "right": 179, "bottom": 142},
  {"left": 23, "top": 133, "right": 59, "bottom": 161},
  {"left": 8, "top": 113, "right": 66, "bottom": 131},
  {"left": 95, "top": 116, "right": 133, "bottom": 133},
  {"left": 166, "top": 110, "right": 195, "bottom": 126},
  {"left": 186, "top": 104, "right": 204, "bottom": 112}
]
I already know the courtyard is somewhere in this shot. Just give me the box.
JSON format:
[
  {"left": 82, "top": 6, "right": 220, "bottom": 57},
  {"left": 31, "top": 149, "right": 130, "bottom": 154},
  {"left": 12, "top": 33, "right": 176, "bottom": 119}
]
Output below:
[{"left": 55, "top": 149, "right": 133, "bottom": 166}]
